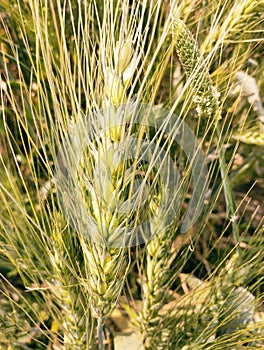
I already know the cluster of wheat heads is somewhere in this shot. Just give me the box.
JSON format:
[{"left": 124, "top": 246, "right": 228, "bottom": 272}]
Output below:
[{"left": 0, "top": 0, "right": 264, "bottom": 349}]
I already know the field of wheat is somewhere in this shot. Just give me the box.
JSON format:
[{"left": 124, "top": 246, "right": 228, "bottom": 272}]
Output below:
[{"left": 0, "top": 1, "right": 263, "bottom": 349}]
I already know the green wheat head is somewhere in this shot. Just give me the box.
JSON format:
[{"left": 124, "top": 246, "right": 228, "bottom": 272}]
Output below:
[{"left": 172, "top": 18, "right": 220, "bottom": 120}]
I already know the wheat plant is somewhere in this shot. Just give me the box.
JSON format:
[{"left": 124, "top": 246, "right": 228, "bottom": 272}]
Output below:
[{"left": 0, "top": 0, "right": 264, "bottom": 349}]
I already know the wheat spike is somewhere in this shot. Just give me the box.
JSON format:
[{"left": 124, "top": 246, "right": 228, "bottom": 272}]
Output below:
[
  {"left": 79, "top": 37, "right": 137, "bottom": 348},
  {"left": 172, "top": 18, "right": 220, "bottom": 120}
]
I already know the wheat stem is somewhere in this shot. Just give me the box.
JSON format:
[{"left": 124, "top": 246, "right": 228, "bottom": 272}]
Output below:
[{"left": 97, "top": 317, "right": 105, "bottom": 350}]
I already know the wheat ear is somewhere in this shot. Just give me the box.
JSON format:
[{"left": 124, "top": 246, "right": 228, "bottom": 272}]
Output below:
[
  {"left": 79, "top": 38, "right": 137, "bottom": 349},
  {"left": 140, "top": 193, "right": 180, "bottom": 349},
  {"left": 173, "top": 17, "right": 240, "bottom": 252},
  {"left": 49, "top": 213, "right": 94, "bottom": 349},
  {"left": 172, "top": 18, "right": 220, "bottom": 120}
]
